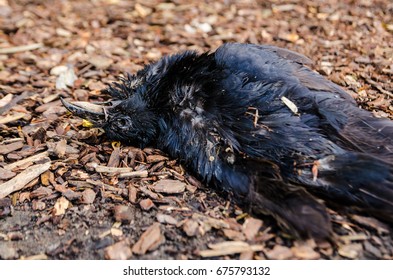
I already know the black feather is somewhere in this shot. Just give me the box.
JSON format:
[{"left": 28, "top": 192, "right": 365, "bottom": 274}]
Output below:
[{"left": 63, "top": 43, "right": 393, "bottom": 239}]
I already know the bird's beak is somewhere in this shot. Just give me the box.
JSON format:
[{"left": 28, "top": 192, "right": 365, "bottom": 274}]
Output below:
[{"left": 61, "top": 98, "right": 108, "bottom": 126}]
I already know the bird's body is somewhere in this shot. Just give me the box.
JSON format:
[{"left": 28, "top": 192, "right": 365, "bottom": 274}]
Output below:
[{"left": 62, "top": 43, "right": 393, "bottom": 239}]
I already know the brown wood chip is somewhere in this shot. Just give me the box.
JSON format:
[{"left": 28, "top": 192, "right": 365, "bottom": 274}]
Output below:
[
  {"left": 152, "top": 179, "right": 186, "bottom": 194},
  {"left": 0, "top": 167, "right": 16, "bottom": 180},
  {"left": 54, "top": 139, "right": 67, "bottom": 158},
  {"left": 132, "top": 223, "right": 165, "bottom": 255},
  {"left": 81, "top": 188, "right": 96, "bottom": 204},
  {"left": 53, "top": 196, "right": 69, "bottom": 216},
  {"left": 242, "top": 217, "right": 263, "bottom": 241},
  {"left": 182, "top": 219, "right": 200, "bottom": 237},
  {"left": 146, "top": 154, "right": 168, "bottom": 163},
  {"left": 265, "top": 245, "right": 294, "bottom": 260},
  {"left": 222, "top": 229, "right": 246, "bottom": 241},
  {"left": 156, "top": 213, "right": 178, "bottom": 225},
  {"left": 198, "top": 241, "right": 264, "bottom": 258},
  {"left": 140, "top": 198, "right": 155, "bottom": 211},
  {"left": 0, "top": 141, "right": 23, "bottom": 155},
  {"left": 113, "top": 205, "right": 135, "bottom": 223},
  {"left": 0, "top": 161, "right": 51, "bottom": 199},
  {"left": 104, "top": 239, "right": 132, "bottom": 260}
]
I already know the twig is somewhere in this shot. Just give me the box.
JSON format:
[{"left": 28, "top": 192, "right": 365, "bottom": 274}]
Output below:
[
  {"left": 0, "top": 161, "right": 51, "bottom": 198},
  {"left": 118, "top": 170, "right": 148, "bottom": 178},
  {"left": 0, "top": 43, "right": 44, "bottom": 54},
  {"left": 90, "top": 162, "right": 135, "bottom": 173}
]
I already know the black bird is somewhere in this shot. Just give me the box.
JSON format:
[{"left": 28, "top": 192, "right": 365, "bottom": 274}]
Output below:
[{"left": 62, "top": 43, "right": 393, "bottom": 239}]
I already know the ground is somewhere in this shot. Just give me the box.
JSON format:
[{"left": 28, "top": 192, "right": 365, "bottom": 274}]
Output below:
[{"left": 0, "top": 0, "right": 392, "bottom": 260}]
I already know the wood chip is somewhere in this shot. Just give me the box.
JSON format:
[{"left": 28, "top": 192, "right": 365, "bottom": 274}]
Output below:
[
  {"left": 183, "top": 219, "right": 200, "bottom": 237},
  {"left": 81, "top": 188, "right": 96, "bottom": 204},
  {"left": 118, "top": 170, "right": 148, "bottom": 178},
  {"left": 291, "top": 243, "right": 320, "bottom": 259},
  {"left": 242, "top": 217, "right": 263, "bottom": 241},
  {"left": 0, "top": 167, "right": 16, "bottom": 180},
  {"left": 152, "top": 179, "right": 186, "bottom": 194},
  {"left": 54, "top": 139, "right": 67, "bottom": 158},
  {"left": 4, "top": 151, "right": 49, "bottom": 170},
  {"left": 53, "top": 196, "right": 69, "bottom": 216},
  {"left": 156, "top": 213, "right": 178, "bottom": 225},
  {"left": 91, "top": 162, "right": 135, "bottom": 174},
  {"left": 338, "top": 243, "right": 363, "bottom": 259},
  {"left": 113, "top": 205, "right": 134, "bottom": 223},
  {"left": 146, "top": 154, "right": 168, "bottom": 163},
  {"left": 0, "top": 141, "right": 23, "bottom": 155},
  {"left": 198, "top": 241, "right": 264, "bottom": 258},
  {"left": 128, "top": 186, "right": 138, "bottom": 203},
  {"left": 88, "top": 55, "right": 113, "bottom": 70},
  {"left": 140, "top": 198, "right": 155, "bottom": 210},
  {"left": 265, "top": 245, "right": 294, "bottom": 260},
  {"left": 107, "top": 147, "right": 121, "bottom": 167},
  {"left": 132, "top": 223, "right": 165, "bottom": 255},
  {"left": 0, "top": 112, "right": 27, "bottom": 124},
  {"left": 222, "top": 229, "right": 246, "bottom": 241},
  {"left": 104, "top": 239, "right": 132, "bottom": 260},
  {"left": 350, "top": 215, "right": 390, "bottom": 235},
  {"left": 0, "top": 161, "right": 51, "bottom": 199}
]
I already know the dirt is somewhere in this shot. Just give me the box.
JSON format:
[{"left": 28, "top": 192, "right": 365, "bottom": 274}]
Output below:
[{"left": 0, "top": 0, "right": 392, "bottom": 260}]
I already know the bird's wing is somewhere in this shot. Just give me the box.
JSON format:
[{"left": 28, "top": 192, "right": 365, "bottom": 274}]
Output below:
[
  {"left": 214, "top": 43, "right": 393, "bottom": 161},
  {"left": 215, "top": 43, "right": 352, "bottom": 99}
]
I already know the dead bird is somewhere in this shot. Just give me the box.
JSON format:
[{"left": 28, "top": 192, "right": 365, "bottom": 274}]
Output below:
[{"left": 62, "top": 43, "right": 393, "bottom": 239}]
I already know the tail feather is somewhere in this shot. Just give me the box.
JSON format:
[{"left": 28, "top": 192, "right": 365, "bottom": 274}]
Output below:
[
  {"left": 297, "top": 152, "right": 393, "bottom": 223},
  {"left": 250, "top": 179, "right": 331, "bottom": 239},
  {"left": 222, "top": 158, "right": 332, "bottom": 239}
]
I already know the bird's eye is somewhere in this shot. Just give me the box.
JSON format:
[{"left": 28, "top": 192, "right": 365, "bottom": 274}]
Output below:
[{"left": 116, "top": 118, "right": 129, "bottom": 128}]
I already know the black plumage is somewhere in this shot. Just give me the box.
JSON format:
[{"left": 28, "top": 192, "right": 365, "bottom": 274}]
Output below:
[{"left": 62, "top": 43, "right": 393, "bottom": 239}]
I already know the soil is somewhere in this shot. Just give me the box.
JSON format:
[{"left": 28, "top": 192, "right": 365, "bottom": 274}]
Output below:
[{"left": 0, "top": 0, "right": 392, "bottom": 260}]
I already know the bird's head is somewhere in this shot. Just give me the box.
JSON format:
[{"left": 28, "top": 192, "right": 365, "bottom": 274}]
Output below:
[{"left": 61, "top": 93, "right": 158, "bottom": 148}]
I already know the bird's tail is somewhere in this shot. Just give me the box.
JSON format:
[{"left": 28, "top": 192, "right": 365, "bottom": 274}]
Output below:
[
  {"left": 239, "top": 152, "right": 393, "bottom": 239},
  {"left": 228, "top": 159, "right": 332, "bottom": 239},
  {"left": 298, "top": 152, "right": 393, "bottom": 224}
]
